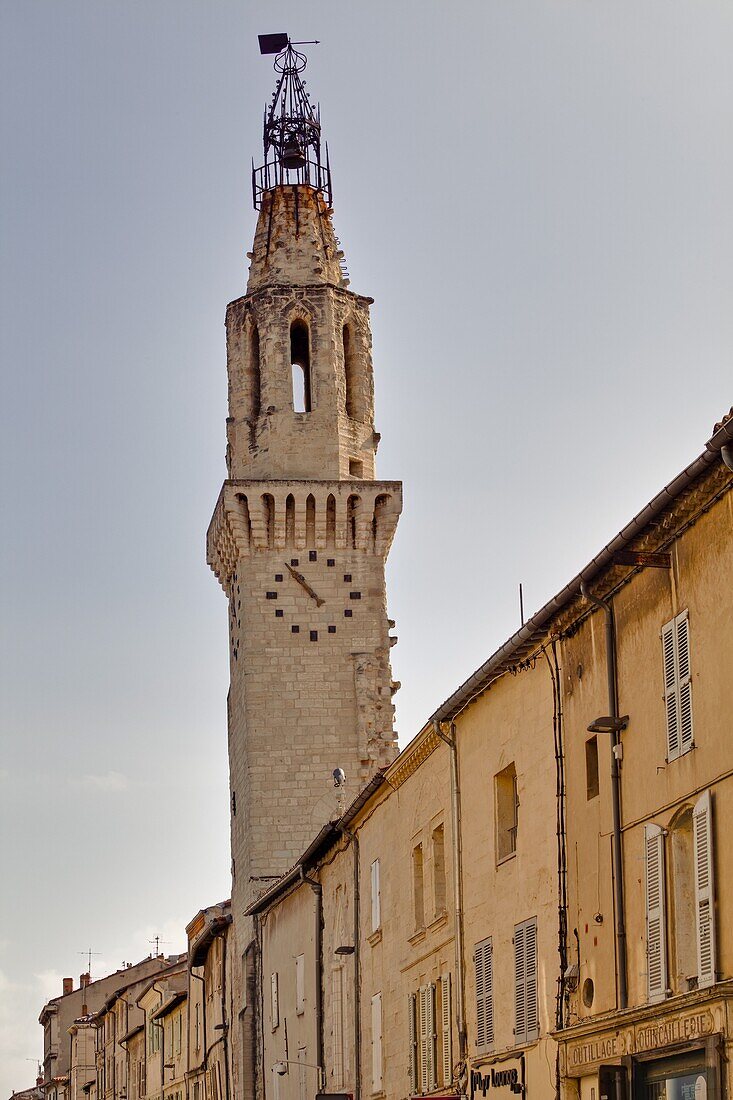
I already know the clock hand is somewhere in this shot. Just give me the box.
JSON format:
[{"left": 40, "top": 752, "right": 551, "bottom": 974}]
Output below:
[{"left": 284, "top": 562, "right": 325, "bottom": 607}]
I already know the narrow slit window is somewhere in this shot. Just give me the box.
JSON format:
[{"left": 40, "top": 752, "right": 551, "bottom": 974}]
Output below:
[
  {"left": 413, "top": 843, "right": 425, "bottom": 929},
  {"left": 343, "top": 323, "right": 359, "bottom": 420},
  {"left": 585, "top": 737, "right": 599, "bottom": 800},
  {"left": 249, "top": 323, "right": 261, "bottom": 419},
  {"left": 291, "top": 321, "right": 312, "bottom": 413}
]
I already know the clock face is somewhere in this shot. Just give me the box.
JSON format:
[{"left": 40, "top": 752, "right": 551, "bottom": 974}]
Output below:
[{"left": 262, "top": 550, "right": 362, "bottom": 640}]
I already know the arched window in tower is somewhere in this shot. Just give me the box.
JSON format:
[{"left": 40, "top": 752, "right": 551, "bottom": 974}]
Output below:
[
  {"left": 342, "top": 323, "right": 360, "bottom": 420},
  {"left": 285, "top": 494, "right": 296, "bottom": 546},
  {"left": 262, "top": 494, "right": 275, "bottom": 549},
  {"left": 347, "top": 494, "right": 361, "bottom": 550},
  {"left": 306, "top": 494, "right": 316, "bottom": 546},
  {"left": 249, "top": 323, "right": 261, "bottom": 420},
  {"left": 670, "top": 806, "right": 696, "bottom": 991},
  {"left": 326, "top": 494, "right": 336, "bottom": 548},
  {"left": 235, "top": 494, "right": 252, "bottom": 548},
  {"left": 373, "top": 494, "right": 390, "bottom": 552},
  {"left": 291, "top": 320, "right": 312, "bottom": 413}
]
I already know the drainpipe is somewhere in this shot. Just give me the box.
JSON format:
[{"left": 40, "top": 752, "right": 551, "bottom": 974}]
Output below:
[
  {"left": 580, "top": 582, "right": 628, "bottom": 1010},
  {"left": 433, "top": 720, "right": 468, "bottom": 1076},
  {"left": 299, "top": 866, "right": 324, "bottom": 1087},
  {"left": 339, "top": 825, "right": 361, "bottom": 1100},
  {"left": 220, "top": 930, "right": 232, "bottom": 1100}
]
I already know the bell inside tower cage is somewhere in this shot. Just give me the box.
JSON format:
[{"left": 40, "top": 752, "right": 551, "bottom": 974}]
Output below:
[{"left": 252, "top": 37, "right": 333, "bottom": 209}]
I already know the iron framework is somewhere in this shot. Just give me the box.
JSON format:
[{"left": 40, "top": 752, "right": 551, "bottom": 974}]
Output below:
[{"left": 252, "top": 40, "right": 332, "bottom": 209}]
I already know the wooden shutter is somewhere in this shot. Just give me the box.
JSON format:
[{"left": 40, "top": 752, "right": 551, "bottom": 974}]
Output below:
[
  {"left": 474, "top": 938, "right": 494, "bottom": 1049},
  {"left": 418, "top": 986, "right": 429, "bottom": 1093},
  {"left": 662, "top": 612, "right": 694, "bottom": 760},
  {"left": 676, "top": 615, "right": 693, "bottom": 754},
  {"left": 693, "top": 791, "right": 716, "bottom": 988},
  {"left": 514, "top": 919, "right": 538, "bottom": 1044},
  {"left": 408, "top": 993, "right": 418, "bottom": 1094},
  {"left": 371, "top": 993, "right": 383, "bottom": 1092},
  {"left": 524, "top": 919, "right": 539, "bottom": 1042},
  {"left": 371, "top": 859, "right": 381, "bottom": 932},
  {"left": 440, "top": 973, "right": 452, "bottom": 1087},
  {"left": 427, "top": 983, "right": 437, "bottom": 1090},
  {"left": 514, "top": 922, "right": 526, "bottom": 1043},
  {"left": 645, "top": 824, "right": 668, "bottom": 1002}
]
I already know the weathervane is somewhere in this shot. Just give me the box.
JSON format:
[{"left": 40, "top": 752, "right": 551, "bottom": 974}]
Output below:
[{"left": 252, "top": 33, "right": 332, "bottom": 209}]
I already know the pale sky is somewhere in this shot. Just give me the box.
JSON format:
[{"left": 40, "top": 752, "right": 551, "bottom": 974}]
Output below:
[{"left": 1, "top": 1, "right": 732, "bottom": 1090}]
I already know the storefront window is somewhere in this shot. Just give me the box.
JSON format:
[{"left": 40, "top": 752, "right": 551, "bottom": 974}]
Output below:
[{"left": 637, "top": 1051, "right": 710, "bottom": 1100}]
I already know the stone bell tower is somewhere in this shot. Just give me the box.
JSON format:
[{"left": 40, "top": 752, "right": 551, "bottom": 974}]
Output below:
[{"left": 207, "top": 38, "right": 401, "bottom": 912}]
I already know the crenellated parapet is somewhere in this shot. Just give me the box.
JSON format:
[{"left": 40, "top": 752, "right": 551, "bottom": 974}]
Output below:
[{"left": 207, "top": 478, "right": 402, "bottom": 594}]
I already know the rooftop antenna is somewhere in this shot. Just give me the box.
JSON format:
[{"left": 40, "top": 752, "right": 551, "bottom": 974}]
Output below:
[
  {"left": 519, "top": 583, "right": 525, "bottom": 627},
  {"left": 78, "top": 948, "right": 101, "bottom": 974},
  {"left": 149, "top": 935, "right": 171, "bottom": 956},
  {"left": 253, "top": 32, "right": 332, "bottom": 209}
]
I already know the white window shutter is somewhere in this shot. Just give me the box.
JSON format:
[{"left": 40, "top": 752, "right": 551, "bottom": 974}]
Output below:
[
  {"left": 676, "top": 614, "right": 693, "bottom": 753},
  {"left": 645, "top": 824, "right": 668, "bottom": 1002},
  {"left": 474, "top": 938, "right": 494, "bottom": 1049},
  {"left": 408, "top": 994, "right": 418, "bottom": 1094},
  {"left": 514, "top": 922, "right": 526, "bottom": 1043},
  {"left": 693, "top": 790, "right": 716, "bottom": 988},
  {"left": 418, "top": 986, "right": 429, "bottom": 1093},
  {"left": 371, "top": 993, "right": 382, "bottom": 1092},
  {"left": 371, "top": 859, "right": 381, "bottom": 932},
  {"left": 662, "top": 619, "right": 680, "bottom": 760},
  {"left": 427, "top": 983, "right": 437, "bottom": 1090},
  {"left": 296, "top": 954, "right": 305, "bottom": 1014},
  {"left": 524, "top": 919, "right": 539, "bottom": 1042},
  {"left": 440, "top": 973, "right": 452, "bottom": 1087}
]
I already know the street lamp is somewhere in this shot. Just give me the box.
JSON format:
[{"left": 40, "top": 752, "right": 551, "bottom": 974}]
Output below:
[{"left": 273, "top": 1060, "right": 325, "bottom": 1091}]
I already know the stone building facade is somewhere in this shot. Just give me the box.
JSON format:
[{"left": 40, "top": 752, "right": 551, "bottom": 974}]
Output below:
[{"left": 244, "top": 409, "right": 733, "bottom": 1100}]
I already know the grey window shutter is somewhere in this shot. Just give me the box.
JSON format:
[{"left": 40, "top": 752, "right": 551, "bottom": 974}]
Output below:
[
  {"left": 427, "top": 982, "right": 437, "bottom": 1090},
  {"left": 693, "top": 790, "right": 716, "bottom": 988},
  {"left": 645, "top": 823, "right": 668, "bottom": 1002},
  {"left": 676, "top": 614, "right": 693, "bottom": 754},
  {"left": 474, "top": 938, "right": 494, "bottom": 1049},
  {"left": 525, "top": 919, "right": 539, "bottom": 1042},
  {"left": 514, "top": 922, "right": 526, "bottom": 1043},
  {"left": 662, "top": 619, "right": 680, "bottom": 759}
]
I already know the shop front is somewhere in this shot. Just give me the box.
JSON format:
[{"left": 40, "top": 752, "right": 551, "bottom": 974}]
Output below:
[{"left": 558, "top": 994, "right": 731, "bottom": 1100}]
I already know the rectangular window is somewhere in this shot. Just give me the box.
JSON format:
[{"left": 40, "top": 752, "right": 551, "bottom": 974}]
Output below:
[
  {"left": 296, "top": 954, "right": 305, "bottom": 1015},
  {"left": 432, "top": 824, "right": 447, "bottom": 916},
  {"left": 514, "top": 917, "right": 538, "bottom": 1045},
  {"left": 371, "top": 992, "right": 383, "bottom": 1093},
  {"left": 371, "top": 858, "right": 381, "bottom": 932},
  {"left": 585, "top": 737, "right": 599, "bottom": 800},
  {"left": 412, "top": 843, "right": 425, "bottom": 929},
  {"left": 474, "top": 937, "right": 494, "bottom": 1050},
  {"left": 271, "top": 971, "right": 280, "bottom": 1030},
  {"left": 194, "top": 1002, "right": 201, "bottom": 1051},
  {"left": 496, "top": 763, "right": 519, "bottom": 862},
  {"left": 662, "top": 611, "right": 693, "bottom": 760}
]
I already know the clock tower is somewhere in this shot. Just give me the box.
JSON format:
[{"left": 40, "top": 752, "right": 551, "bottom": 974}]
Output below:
[{"left": 207, "top": 37, "right": 401, "bottom": 922}]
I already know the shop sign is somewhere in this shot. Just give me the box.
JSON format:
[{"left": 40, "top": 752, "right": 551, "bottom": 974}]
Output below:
[
  {"left": 566, "top": 1007, "right": 717, "bottom": 1073},
  {"left": 470, "top": 1057, "right": 525, "bottom": 1098},
  {"left": 635, "top": 1011, "right": 714, "bottom": 1053}
]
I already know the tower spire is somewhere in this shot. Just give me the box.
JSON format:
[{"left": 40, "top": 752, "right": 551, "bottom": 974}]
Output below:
[{"left": 253, "top": 35, "right": 332, "bottom": 209}]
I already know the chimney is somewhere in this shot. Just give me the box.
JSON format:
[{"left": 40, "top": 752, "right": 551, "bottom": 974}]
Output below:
[
  {"left": 63, "top": 977, "right": 74, "bottom": 996},
  {"left": 80, "top": 972, "right": 90, "bottom": 989}
]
